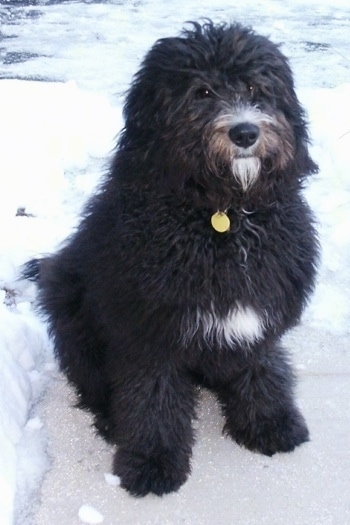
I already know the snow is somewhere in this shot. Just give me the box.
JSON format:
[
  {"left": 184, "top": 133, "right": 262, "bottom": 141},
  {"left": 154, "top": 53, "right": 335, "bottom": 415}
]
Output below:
[
  {"left": 103, "top": 473, "right": 121, "bottom": 487},
  {"left": 0, "top": 296, "right": 49, "bottom": 525},
  {"left": 0, "top": 0, "right": 349, "bottom": 524},
  {"left": 0, "top": 78, "right": 120, "bottom": 524},
  {"left": 78, "top": 505, "right": 104, "bottom": 524}
]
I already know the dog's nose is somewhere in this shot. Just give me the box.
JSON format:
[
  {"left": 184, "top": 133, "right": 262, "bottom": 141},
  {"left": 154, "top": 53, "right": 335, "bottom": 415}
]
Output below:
[{"left": 229, "top": 123, "right": 260, "bottom": 148}]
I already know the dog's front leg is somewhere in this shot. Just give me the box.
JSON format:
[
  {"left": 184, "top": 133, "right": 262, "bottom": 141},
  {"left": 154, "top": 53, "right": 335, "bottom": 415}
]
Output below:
[
  {"left": 215, "top": 339, "right": 309, "bottom": 456},
  {"left": 109, "top": 357, "right": 197, "bottom": 497}
]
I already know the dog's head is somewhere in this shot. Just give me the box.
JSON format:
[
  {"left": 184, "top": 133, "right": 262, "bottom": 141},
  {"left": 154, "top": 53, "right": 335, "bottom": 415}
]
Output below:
[{"left": 120, "top": 21, "right": 317, "bottom": 209}]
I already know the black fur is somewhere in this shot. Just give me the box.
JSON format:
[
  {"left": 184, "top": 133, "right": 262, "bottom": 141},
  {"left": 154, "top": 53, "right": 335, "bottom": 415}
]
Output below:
[{"left": 28, "top": 22, "right": 319, "bottom": 496}]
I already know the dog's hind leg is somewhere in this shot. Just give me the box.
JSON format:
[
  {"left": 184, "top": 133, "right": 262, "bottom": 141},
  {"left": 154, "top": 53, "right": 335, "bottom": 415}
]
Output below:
[
  {"left": 37, "top": 258, "right": 111, "bottom": 433},
  {"left": 214, "top": 339, "right": 309, "bottom": 456},
  {"left": 52, "top": 311, "right": 112, "bottom": 435},
  {"left": 109, "top": 350, "right": 197, "bottom": 496}
]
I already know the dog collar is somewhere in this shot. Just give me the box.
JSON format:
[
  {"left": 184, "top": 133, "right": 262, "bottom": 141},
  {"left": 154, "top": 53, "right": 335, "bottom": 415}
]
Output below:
[{"left": 211, "top": 211, "right": 230, "bottom": 233}]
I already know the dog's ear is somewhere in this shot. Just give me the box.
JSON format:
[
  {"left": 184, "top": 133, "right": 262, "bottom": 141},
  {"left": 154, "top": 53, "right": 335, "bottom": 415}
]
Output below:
[
  {"left": 287, "top": 98, "right": 319, "bottom": 178},
  {"left": 123, "top": 34, "right": 197, "bottom": 137},
  {"left": 267, "top": 57, "right": 318, "bottom": 178},
  {"left": 122, "top": 37, "right": 182, "bottom": 135},
  {"left": 293, "top": 117, "right": 318, "bottom": 178},
  {"left": 123, "top": 75, "right": 162, "bottom": 133}
]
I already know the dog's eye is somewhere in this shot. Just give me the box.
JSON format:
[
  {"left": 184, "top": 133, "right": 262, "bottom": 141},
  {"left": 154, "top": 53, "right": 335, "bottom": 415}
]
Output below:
[
  {"left": 195, "top": 88, "right": 214, "bottom": 99},
  {"left": 248, "top": 85, "right": 256, "bottom": 97}
]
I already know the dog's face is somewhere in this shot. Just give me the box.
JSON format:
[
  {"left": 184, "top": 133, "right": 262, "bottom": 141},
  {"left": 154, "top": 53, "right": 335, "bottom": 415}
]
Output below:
[{"left": 121, "top": 22, "right": 317, "bottom": 208}]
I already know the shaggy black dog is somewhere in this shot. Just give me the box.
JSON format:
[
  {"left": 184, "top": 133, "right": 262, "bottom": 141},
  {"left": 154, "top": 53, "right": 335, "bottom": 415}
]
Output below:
[{"left": 26, "top": 21, "right": 319, "bottom": 496}]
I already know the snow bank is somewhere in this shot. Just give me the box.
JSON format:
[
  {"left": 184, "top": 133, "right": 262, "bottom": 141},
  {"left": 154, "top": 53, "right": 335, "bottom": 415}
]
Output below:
[
  {"left": 0, "top": 296, "right": 49, "bottom": 525},
  {"left": 299, "top": 85, "right": 350, "bottom": 334},
  {"left": 0, "top": 80, "right": 122, "bottom": 525}
]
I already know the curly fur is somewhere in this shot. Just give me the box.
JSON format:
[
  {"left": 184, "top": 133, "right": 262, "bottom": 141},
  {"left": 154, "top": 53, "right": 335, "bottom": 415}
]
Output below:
[{"left": 27, "top": 21, "right": 319, "bottom": 496}]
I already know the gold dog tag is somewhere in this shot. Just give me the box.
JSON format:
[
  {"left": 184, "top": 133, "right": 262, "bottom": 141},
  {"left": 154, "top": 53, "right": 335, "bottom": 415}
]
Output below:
[{"left": 211, "top": 211, "right": 230, "bottom": 233}]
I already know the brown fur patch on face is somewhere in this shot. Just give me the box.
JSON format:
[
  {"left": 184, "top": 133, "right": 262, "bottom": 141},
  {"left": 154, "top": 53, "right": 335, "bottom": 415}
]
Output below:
[{"left": 204, "top": 103, "right": 295, "bottom": 189}]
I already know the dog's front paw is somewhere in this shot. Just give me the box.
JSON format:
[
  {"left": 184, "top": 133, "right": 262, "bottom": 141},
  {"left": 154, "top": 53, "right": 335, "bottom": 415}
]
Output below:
[
  {"left": 113, "top": 448, "right": 190, "bottom": 497},
  {"left": 227, "top": 407, "right": 309, "bottom": 456}
]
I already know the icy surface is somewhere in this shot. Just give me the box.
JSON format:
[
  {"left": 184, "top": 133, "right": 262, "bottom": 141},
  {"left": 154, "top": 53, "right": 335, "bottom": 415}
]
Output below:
[{"left": 0, "top": 0, "right": 349, "bottom": 524}]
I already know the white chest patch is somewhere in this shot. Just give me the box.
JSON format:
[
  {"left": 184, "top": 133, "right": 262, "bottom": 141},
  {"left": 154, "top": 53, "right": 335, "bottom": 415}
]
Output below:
[{"left": 182, "top": 303, "right": 265, "bottom": 347}]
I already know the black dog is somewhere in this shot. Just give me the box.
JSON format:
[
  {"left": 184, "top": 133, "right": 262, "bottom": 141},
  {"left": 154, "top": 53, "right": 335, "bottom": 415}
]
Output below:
[{"left": 26, "top": 21, "right": 319, "bottom": 496}]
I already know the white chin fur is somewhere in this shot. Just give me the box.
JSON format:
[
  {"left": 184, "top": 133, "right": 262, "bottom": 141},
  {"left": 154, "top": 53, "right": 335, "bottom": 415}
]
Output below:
[{"left": 232, "top": 157, "right": 261, "bottom": 190}]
